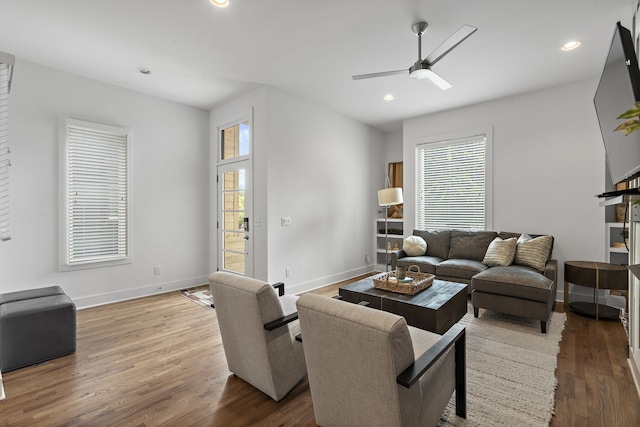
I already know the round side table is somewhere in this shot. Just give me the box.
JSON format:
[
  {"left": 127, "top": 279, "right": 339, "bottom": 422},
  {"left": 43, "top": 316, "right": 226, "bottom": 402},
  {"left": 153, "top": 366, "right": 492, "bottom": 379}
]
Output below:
[{"left": 564, "top": 261, "right": 628, "bottom": 320}]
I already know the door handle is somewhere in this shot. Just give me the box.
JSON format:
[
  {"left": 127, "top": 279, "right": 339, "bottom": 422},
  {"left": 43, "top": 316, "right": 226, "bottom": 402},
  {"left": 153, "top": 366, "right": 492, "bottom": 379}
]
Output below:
[{"left": 244, "top": 235, "right": 249, "bottom": 240}]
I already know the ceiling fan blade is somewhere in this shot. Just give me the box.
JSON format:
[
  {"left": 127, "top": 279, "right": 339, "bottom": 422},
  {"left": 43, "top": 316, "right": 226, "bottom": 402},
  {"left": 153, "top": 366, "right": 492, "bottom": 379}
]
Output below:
[
  {"left": 423, "top": 69, "right": 452, "bottom": 90},
  {"left": 423, "top": 25, "right": 477, "bottom": 66},
  {"left": 352, "top": 69, "right": 407, "bottom": 80}
]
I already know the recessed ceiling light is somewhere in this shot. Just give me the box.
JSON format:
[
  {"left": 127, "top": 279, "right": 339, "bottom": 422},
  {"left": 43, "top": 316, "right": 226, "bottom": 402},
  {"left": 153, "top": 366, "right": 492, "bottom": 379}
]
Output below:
[
  {"left": 210, "top": 0, "right": 229, "bottom": 7},
  {"left": 383, "top": 94, "right": 394, "bottom": 101},
  {"left": 561, "top": 40, "right": 581, "bottom": 51},
  {"left": 136, "top": 67, "right": 151, "bottom": 75}
]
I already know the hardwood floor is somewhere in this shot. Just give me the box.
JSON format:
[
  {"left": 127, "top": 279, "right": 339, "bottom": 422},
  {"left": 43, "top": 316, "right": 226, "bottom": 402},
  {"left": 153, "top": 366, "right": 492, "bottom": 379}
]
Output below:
[{"left": 1, "top": 276, "right": 639, "bottom": 426}]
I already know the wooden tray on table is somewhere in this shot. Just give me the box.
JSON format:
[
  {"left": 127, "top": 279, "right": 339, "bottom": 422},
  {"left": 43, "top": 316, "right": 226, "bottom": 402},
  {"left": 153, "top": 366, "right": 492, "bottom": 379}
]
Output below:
[{"left": 373, "top": 265, "right": 434, "bottom": 295}]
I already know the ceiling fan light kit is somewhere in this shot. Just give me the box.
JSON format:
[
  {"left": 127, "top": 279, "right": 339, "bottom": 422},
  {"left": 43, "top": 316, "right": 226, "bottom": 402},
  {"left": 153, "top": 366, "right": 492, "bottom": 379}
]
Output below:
[
  {"left": 210, "top": 0, "right": 229, "bottom": 7},
  {"left": 352, "top": 20, "right": 477, "bottom": 91},
  {"left": 409, "top": 68, "right": 430, "bottom": 80}
]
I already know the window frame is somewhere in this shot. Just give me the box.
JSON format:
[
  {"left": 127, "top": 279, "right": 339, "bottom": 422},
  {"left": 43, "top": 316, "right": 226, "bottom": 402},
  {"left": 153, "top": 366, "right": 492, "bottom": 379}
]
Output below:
[
  {"left": 59, "top": 117, "right": 132, "bottom": 271},
  {"left": 217, "top": 110, "right": 252, "bottom": 166},
  {"left": 0, "top": 52, "right": 15, "bottom": 243},
  {"left": 414, "top": 127, "right": 493, "bottom": 231}
]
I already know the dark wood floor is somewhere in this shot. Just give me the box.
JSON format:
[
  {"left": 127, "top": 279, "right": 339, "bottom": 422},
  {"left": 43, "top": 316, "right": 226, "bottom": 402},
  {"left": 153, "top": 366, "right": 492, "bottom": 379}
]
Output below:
[{"left": 0, "top": 275, "right": 639, "bottom": 426}]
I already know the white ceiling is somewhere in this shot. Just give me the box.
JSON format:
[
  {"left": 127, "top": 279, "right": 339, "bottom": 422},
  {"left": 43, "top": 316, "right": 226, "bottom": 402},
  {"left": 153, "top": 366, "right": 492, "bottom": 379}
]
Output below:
[{"left": 0, "top": 0, "right": 635, "bottom": 131}]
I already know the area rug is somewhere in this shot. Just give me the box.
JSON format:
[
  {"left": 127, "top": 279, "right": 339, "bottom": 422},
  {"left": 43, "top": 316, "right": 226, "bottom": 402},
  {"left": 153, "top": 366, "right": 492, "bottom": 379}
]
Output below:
[
  {"left": 179, "top": 286, "right": 213, "bottom": 310},
  {"left": 439, "top": 306, "right": 566, "bottom": 427}
]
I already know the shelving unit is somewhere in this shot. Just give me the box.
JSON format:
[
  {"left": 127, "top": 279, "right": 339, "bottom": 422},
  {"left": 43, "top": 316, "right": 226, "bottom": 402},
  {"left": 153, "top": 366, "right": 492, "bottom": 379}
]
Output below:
[
  {"left": 376, "top": 217, "right": 403, "bottom": 269},
  {"left": 599, "top": 192, "right": 640, "bottom": 395},
  {"left": 606, "top": 222, "right": 630, "bottom": 264}
]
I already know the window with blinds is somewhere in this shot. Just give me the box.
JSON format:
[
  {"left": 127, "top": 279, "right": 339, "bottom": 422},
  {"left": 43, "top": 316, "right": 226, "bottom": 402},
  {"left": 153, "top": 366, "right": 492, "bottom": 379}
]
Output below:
[
  {"left": 0, "top": 52, "right": 15, "bottom": 243},
  {"left": 417, "top": 135, "right": 487, "bottom": 230},
  {"left": 61, "top": 119, "right": 130, "bottom": 269}
]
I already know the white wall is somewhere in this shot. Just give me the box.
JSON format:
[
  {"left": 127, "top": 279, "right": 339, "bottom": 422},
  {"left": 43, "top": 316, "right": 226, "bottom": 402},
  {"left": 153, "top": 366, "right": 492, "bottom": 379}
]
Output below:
[
  {"left": 384, "top": 129, "right": 403, "bottom": 164},
  {"left": 0, "top": 60, "right": 210, "bottom": 307},
  {"left": 266, "top": 88, "right": 384, "bottom": 293},
  {"left": 209, "top": 86, "right": 385, "bottom": 293},
  {"left": 403, "top": 78, "right": 606, "bottom": 300}
]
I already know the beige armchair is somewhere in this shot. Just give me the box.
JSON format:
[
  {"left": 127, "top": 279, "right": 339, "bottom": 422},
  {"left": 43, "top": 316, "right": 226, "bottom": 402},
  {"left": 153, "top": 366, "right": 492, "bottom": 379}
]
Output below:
[
  {"left": 296, "top": 293, "right": 466, "bottom": 427},
  {"left": 208, "top": 272, "right": 306, "bottom": 401}
]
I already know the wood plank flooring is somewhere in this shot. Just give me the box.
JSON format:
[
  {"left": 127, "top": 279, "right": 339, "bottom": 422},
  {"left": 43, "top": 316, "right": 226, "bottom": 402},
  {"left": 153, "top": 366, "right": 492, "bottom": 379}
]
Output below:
[{"left": 0, "top": 276, "right": 639, "bottom": 426}]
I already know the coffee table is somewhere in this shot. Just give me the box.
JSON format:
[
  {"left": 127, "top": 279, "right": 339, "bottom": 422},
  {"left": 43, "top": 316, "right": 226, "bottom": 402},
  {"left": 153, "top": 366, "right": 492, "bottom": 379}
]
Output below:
[{"left": 339, "top": 274, "right": 467, "bottom": 334}]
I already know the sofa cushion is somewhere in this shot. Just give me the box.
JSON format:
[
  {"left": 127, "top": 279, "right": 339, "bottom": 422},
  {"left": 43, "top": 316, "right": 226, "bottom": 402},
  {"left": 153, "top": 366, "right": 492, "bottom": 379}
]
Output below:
[
  {"left": 482, "top": 237, "right": 517, "bottom": 266},
  {"left": 403, "top": 236, "right": 427, "bottom": 256},
  {"left": 413, "top": 229, "right": 450, "bottom": 260},
  {"left": 396, "top": 256, "right": 440, "bottom": 274},
  {"left": 436, "top": 259, "right": 488, "bottom": 280},
  {"left": 513, "top": 235, "right": 553, "bottom": 272},
  {"left": 448, "top": 230, "right": 498, "bottom": 262},
  {"left": 471, "top": 265, "right": 554, "bottom": 303}
]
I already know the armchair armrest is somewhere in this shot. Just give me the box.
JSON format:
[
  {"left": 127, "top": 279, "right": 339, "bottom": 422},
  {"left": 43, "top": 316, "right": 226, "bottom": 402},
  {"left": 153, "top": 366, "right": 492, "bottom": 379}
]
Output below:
[
  {"left": 272, "top": 282, "right": 285, "bottom": 296},
  {"left": 397, "top": 323, "right": 465, "bottom": 388},
  {"left": 264, "top": 312, "right": 298, "bottom": 331},
  {"left": 397, "top": 323, "right": 466, "bottom": 418},
  {"left": 544, "top": 259, "right": 558, "bottom": 283}
]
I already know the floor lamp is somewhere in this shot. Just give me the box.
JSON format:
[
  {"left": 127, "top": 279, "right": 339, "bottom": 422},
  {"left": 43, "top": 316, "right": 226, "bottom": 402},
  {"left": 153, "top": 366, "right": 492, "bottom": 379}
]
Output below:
[{"left": 378, "top": 187, "right": 403, "bottom": 272}]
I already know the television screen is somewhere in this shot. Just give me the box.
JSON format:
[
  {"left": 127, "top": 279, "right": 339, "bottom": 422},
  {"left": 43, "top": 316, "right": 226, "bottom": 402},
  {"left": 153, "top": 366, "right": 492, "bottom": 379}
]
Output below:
[{"left": 594, "top": 22, "right": 640, "bottom": 185}]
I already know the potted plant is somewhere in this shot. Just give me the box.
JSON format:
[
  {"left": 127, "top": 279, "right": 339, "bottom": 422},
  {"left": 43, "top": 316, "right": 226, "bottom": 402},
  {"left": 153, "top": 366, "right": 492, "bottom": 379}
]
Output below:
[{"left": 615, "top": 102, "right": 640, "bottom": 135}]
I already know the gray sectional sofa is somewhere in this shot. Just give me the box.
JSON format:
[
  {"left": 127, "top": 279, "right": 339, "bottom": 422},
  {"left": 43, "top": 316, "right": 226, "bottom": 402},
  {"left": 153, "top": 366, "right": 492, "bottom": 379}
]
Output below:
[{"left": 391, "top": 229, "right": 557, "bottom": 333}]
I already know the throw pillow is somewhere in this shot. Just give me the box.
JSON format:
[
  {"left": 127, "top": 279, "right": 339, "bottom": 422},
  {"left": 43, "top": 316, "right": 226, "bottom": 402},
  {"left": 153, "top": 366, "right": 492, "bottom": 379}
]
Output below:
[
  {"left": 517, "top": 233, "right": 532, "bottom": 244},
  {"left": 482, "top": 237, "right": 517, "bottom": 266},
  {"left": 403, "top": 236, "right": 427, "bottom": 256},
  {"left": 513, "top": 235, "right": 553, "bottom": 272}
]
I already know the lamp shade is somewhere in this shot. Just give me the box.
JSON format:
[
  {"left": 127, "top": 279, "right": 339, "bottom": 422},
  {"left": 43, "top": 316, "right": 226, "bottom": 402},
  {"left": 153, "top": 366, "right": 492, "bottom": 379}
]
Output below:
[{"left": 378, "top": 187, "right": 403, "bottom": 206}]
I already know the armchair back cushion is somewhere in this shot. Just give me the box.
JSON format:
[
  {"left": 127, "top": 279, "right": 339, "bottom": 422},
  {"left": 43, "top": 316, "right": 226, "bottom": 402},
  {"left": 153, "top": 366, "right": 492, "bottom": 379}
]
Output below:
[
  {"left": 296, "top": 293, "right": 455, "bottom": 427},
  {"left": 208, "top": 272, "right": 306, "bottom": 401}
]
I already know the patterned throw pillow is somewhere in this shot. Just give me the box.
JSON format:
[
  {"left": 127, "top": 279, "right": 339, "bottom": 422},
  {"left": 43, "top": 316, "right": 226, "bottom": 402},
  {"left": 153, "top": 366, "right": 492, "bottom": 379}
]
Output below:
[
  {"left": 403, "top": 236, "right": 427, "bottom": 256},
  {"left": 482, "top": 237, "right": 517, "bottom": 266},
  {"left": 513, "top": 234, "right": 553, "bottom": 272}
]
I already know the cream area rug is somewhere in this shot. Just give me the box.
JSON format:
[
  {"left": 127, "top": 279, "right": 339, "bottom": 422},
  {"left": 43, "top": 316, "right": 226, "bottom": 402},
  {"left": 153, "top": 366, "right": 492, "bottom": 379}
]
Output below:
[{"left": 439, "top": 306, "right": 566, "bottom": 426}]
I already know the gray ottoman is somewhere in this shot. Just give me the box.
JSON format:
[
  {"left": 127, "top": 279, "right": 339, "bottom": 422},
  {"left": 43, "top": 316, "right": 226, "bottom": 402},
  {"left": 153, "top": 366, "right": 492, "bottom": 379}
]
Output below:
[{"left": 0, "top": 286, "right": 76, "bottom": 371}]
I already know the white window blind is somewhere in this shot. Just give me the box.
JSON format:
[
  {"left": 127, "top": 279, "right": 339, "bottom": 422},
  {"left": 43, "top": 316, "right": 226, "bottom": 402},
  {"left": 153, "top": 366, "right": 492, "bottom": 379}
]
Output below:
[
  {"left": 0, "top": 52, "right": 15, "bottom": 242},
  {"left": 417, "top": 135, "right": 487, "bottom": 229},
  {"left": 63, "top": 119, "right": 130, "bottom": 267}
]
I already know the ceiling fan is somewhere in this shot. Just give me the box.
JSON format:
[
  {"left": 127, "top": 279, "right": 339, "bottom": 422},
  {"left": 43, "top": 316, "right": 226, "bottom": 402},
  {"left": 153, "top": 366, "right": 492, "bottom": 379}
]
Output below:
[{"left": 352, "top": 21, "right": 477, "bottom": 90}]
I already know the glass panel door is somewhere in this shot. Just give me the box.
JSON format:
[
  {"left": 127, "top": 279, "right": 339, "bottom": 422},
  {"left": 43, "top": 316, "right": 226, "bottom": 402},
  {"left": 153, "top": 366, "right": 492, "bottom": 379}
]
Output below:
[
  {"left": 218, "top": 160, "right": 252, "bottom": 276},
  {"left": 217, "top": 113, "right": 252, "bottom": 276}
]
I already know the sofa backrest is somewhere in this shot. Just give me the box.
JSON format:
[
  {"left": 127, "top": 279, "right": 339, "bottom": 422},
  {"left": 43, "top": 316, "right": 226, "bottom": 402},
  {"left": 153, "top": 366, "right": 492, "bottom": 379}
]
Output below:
[
  {"left": 448, "top": 230, "right": 498, "bottom": 261},
  {"left": 411, "top": 229, "right": 555, "bottom": 262}
]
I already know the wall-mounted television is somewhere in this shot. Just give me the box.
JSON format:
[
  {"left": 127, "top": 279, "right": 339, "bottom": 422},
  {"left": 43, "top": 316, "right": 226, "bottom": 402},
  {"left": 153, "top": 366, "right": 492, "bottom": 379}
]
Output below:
[{"left": 594, "top": 21, "right": 640, "bottom": 185}]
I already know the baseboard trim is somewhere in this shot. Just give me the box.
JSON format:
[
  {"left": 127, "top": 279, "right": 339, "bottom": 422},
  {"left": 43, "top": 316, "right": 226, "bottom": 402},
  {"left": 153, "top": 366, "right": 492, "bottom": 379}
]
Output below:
[
  {"left": 74, "top": 276, "right": 208, "bottom": 309},
  {"left": 630, "top": 350, "right": 640, "bottom": 399},
  {"left": 286, "top": 266, "right": 376, "bottom": 295}
]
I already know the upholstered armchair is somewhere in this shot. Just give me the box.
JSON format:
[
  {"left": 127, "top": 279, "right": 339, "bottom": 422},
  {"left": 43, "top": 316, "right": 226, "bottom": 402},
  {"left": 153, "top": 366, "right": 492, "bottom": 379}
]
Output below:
[
  {"left": 208, "top": 272, "right": 306, "bottom": 401},
  {"left": 296, "top": 293, "right": 466, "bottom": 427}
]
